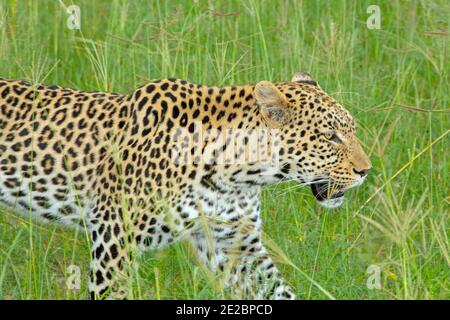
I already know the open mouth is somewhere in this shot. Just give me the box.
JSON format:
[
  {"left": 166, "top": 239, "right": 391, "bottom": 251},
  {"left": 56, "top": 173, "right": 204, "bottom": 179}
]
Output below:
[{"left": 310, "top": 182, "right": 345, "bottom": 202}]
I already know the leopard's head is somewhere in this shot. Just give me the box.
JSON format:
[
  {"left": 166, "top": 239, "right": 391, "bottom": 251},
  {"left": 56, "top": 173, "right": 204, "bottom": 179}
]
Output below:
[{"left": 255, "top": 72, "right": 371, "bottom": 208}]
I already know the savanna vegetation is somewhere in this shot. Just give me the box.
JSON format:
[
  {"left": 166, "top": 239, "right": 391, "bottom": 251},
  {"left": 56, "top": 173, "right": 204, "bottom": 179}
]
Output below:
[{"left": 0, "top": 0, "right": 448, "bottom": 299}]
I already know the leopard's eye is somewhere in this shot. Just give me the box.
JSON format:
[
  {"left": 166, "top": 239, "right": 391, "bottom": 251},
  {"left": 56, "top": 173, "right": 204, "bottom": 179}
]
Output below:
[{"left": 323, "top": 132, "right": 342, "bottom": 143}]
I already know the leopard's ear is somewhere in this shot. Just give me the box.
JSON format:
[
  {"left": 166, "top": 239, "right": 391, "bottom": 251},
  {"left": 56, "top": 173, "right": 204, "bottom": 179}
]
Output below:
[
  {"left": 291, "top": 71, "right": 317, "bottom": 86},
  {"left": 254, "top": 81, "right": 290, "bottom": 127}
]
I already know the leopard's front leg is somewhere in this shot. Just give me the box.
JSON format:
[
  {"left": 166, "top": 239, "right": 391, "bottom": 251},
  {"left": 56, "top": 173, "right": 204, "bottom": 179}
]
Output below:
[
  {"left": 88, "top": 198, "right": 136, "bottom": 300},
  {"left": 231, "top": 241, "right": 296, "bottom": 300},
  {"left": 189, "top": 218, "right": 295, "bottom": 300}
]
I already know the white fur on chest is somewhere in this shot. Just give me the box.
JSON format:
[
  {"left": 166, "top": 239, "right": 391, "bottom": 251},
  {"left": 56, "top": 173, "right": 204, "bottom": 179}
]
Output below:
[{"left": 173, "top": 183, "right": 262, "bottom": 235}]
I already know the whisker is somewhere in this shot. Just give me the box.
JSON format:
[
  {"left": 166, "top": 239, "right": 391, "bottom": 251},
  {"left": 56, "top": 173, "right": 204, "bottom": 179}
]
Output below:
[{"left": 270, "top": 175, "right": 330, "bottom": 198}]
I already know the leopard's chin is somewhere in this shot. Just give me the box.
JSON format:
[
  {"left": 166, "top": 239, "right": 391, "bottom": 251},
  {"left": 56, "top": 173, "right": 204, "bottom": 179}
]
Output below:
[
  {"left": 317, "top": 195, "right": 345, "bottom": 208},
  {"left": 310, "top": 182, "right": 345, "bottom": 209}
]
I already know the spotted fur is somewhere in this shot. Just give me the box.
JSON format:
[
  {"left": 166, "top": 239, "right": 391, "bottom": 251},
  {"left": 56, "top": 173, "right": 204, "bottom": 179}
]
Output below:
[{"left": 0, "top": 72, "right": 371, "bottom": 299}]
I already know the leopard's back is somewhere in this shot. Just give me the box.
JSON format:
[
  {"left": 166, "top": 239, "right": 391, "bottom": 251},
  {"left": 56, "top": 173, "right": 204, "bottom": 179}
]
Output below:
[{"left": 0, "top": 79, "right": 126, "bottom": 227}]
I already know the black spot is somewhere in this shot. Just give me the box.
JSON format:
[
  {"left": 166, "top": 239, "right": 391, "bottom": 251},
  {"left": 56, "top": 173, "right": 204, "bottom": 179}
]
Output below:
[
  {"left": 172, "top": 105, "right": 180, "bottom": 118},
  {"left": 110, "top": 244, "right": 119, "bottom": 259},
  {"left": 95, "top": 270, "right": 104, "bottom": 285}
]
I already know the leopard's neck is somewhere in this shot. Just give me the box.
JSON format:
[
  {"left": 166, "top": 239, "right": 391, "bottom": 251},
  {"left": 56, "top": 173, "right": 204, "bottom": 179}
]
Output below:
[{"left": 122, "top": 79, "right": 284, "bottom": 187}]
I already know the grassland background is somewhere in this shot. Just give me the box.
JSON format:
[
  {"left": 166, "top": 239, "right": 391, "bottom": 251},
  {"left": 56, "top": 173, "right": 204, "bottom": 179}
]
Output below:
[{"left": 0, "top": 0, "right": 448, "bottom": 300}]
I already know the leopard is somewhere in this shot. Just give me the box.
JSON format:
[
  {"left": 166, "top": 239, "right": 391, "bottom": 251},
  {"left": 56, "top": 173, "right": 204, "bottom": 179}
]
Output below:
[{"left": 0, "top": 71, "right": 371, "bottom": 300}]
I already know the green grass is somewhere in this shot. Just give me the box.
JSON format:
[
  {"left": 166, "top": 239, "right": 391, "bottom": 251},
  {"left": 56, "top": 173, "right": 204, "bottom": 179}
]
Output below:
[{"left": 0, "top": 0, "right": 449, "bottom": 300}]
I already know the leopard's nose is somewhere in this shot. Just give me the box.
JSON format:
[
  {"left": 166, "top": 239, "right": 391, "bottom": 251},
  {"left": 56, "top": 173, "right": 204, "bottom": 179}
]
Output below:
[{"left": 353, "top": 167, "right": 370, "bottom": 177}]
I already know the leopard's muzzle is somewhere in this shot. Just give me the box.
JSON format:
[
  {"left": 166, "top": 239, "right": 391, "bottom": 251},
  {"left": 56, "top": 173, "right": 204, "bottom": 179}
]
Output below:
[{"left": 310, "top": 182, "right": 345, "bottom": 209}]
